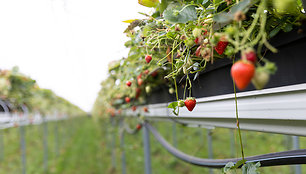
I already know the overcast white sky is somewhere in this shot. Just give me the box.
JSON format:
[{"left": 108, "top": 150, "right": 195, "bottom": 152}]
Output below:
[{"left": 0, "top": 0, "right": 151, "bottom": 112}]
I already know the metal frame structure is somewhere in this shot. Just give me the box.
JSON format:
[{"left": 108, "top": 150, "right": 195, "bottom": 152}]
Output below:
[
  {"left": 124, "top": 83, "right": 306, "bottom": 136},
  {"left": 120, "top": 83, "right": 306, "bottom": 174}
]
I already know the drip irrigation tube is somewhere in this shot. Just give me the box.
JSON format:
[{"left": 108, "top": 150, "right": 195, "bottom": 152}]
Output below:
[{"left": 145, "top": 122, "right": 306, "bottom": 168}]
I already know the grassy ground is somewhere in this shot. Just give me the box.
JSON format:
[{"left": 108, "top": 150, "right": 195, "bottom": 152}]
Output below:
[
  {"left": 0, "top": 117, "right": 104, "bottom": 174},
  {"left": 0, "top": 117, "right": 306, "bottom": 174}
]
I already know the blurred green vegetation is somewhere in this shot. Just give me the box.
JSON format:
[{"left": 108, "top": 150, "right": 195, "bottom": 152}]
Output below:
[{"left": 1, "top": 117, "right": 306, "bottom": 173}]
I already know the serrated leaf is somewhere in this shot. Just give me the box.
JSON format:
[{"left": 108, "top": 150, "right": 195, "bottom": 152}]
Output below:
[
  {"left": 138, "top": 0, "right": 159, "bottom": 8},
  {"left": 163, "top": 5, "right": 197, "bottom": 24},
  {"left": 222, "top": 162, "right": 235, "bottom": 173},
  {"left": 241, "top": 162, "right": 261, "bottom": 174}
]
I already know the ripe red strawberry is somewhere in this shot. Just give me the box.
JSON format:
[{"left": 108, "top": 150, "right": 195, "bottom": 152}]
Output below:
[
  {"left": 151, "top": 71, "right": 158, "bottom": 77},
  {"left": 126, "top": 81, "right": 132, "bottom": 87},
  {"left": 242, "top": 48, "right": 257, "bottom": 64},
  {"left": 132, "top": 106, "right": 137, "bottom": 111},
  {"left": 136, "top": 88, "right": 141, "bottom": 94},
  {"left": 194, "top": 37, "right": 200, "bottom": 45},
  {"left": 137, "top": 78, "right": 143, "bottom": 86},
  {"left": 231, "top": 60, "right": 255, "bottom": 90},
  {"left": 144, "top": 69, "right": 149, "bottom": 75},
  {"left": 137, "top": 73, "right": 142, "bottom": 80},
  {"left": 125, "top": 97, "right": 131, "bottom": 103},
  {"left": 143, "top": 107, "right": 149, "bottom": 112},
  {"left": 215, "top": 41, "right": 229, "bottom": 55},
  {"left": 136, "top": 124, "right": 142, "bottom": 130},
  {"left": 184, "top": 97, "right": 196, "bottom": 111},
  {"left": 145, "top": 55, "right": 152, "bottom": 63}
]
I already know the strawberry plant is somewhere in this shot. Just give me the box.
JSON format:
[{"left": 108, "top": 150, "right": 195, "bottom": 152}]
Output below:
[{"left": 92, "top": 0, "right": 305, "bottom": 172}]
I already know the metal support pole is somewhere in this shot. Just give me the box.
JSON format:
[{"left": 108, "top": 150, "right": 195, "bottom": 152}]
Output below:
[
  {"left": 143, "top": 123, "right": 152, "bottom": 174},
  {"left": 0, "top": 130, "right": 4, "bottom": 161},
  {"left": 43, "top": 118, "right": 48, "bottom": 173},
  {"left": 54, "top": 121, "right": 59, "bottom": 157},
  {"left": 20, "top": 125, "right": 26, "bottom": 174},
  {"left": 292, "top": 136, "right": 302, "bottom": 174},
  {"left": 199, "top": 128, "right": 204, "bottom": 145},
  {"left": 207, "top": 129, "right": 213, "bottom": 174},
  {"left": 120, "top": 130, "right": 126, "bottom": 174},
  {"left": 172, "top": 122, "right": 177, "bottom": 147}
]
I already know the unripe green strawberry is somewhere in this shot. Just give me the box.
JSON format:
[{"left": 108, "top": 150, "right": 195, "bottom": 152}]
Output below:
[
  {"left": 185, "top": 38, "right": 194, "bottom": 47},
  {"left": 169, "top": 88, "right": 174, "bottom": 94},
  {"left": 225, "top": 26, "right": 237, "bottom": 36},
  {"left": 273, "top": 0, "right": 298, "bottom": 14},
  {"left": 145, "top": 86, "right": 151, "bottom": 93},
  {"left": 193, "top": 28, "right": 202, "bottom": 38},
  {"left": 251, "top": 69, "right": 270, "bottom": 90},
  {"left": 178, "top": 100, "right": 185, "bottom": 107}
]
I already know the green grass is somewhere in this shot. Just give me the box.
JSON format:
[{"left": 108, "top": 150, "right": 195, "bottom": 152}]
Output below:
[
  {"left": 0, "top": 117, "right": 104, "bottom": 174},
  {"left": 0, "top": 117, "right": 306, "bottom": 173}
]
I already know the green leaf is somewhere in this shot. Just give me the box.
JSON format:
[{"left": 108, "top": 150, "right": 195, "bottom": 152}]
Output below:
[
  {"left": 202, "top": 0, "right": 210, "bottom": 8},
  {"left": 241, "top": 162, "right": 261, "bottom": 174},
  {"left": 214, "top": 0, "right": 252, "bottom": 24},
  {"left": 159, "top": 0, "right": 170, "bottom": 14},
  {"left": 163, "top": 4, "right": 197, "bottom": 24},
  {"left": 168, "top": 101, "right": 178, "bottom": 109},
  {"left": 138, "top": 0, "right": 159, "bottom": 8},
  {"left": 213, "top": 12, "right": 234, "bottom": 23},
  {"left": 166, "top": 30, "right": 178, "bottom": 39},
  {"left": 283, "top": 23, "right": 293, "bottom": 32},
  {"left": 222, "top": 162, "right": 235, "bottom": 173},
  {"left": 269, "top": 26, "right": 281, "bottom": 38},
  {"left": 168, "top": 101, "right": 179, "bottom": 116},
  {"left": 230, "top": 0, "right": 252, "bottom": 14}
]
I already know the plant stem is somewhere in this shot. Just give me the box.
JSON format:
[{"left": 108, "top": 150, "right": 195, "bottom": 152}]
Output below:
[
  {"left": 232, "top": 59, "right": 245, "bottom": 162},
  {"left": 174, "top": 78, "right": 179, "bottom": 101}
]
